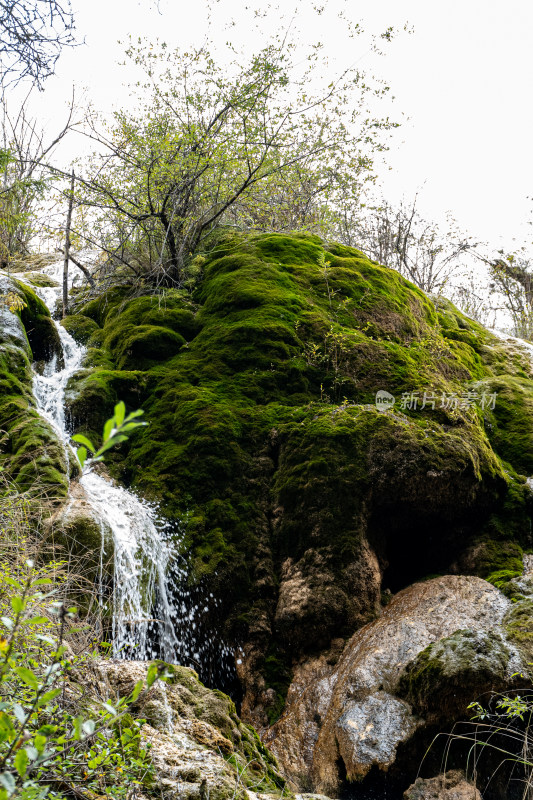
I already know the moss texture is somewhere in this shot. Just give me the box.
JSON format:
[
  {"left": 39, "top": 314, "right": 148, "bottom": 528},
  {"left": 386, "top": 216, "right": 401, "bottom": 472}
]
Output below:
[
  {"left": 398, "top": 629, "right": 512, "bottom": 722},
  {"left": 0, "top": 273, "right": 68, "bottom": 499},
  {"left": 56, "top": 232, "right": 533, "bottom": 706}
]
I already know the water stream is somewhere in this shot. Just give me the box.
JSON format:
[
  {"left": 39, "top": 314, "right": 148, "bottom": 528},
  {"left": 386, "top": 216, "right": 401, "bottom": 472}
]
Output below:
[{"left": 30, "top": 259, "right": 195, "bottom": 663}]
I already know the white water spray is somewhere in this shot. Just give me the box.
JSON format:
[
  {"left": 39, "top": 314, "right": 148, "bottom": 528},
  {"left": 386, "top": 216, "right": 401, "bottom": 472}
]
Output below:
[
  {"left": 30, "top": 260, "right": 181, "bottom": 660},
  {"left": 27, "top": 258, "right": 234, "bottom": 687}
]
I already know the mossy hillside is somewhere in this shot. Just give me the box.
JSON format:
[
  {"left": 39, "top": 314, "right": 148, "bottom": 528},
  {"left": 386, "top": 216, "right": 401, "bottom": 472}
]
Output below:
[
  {"left": 61, "top": 234, "right": 533, "bottom": 679},
  {"left": 0, "top": 274, "right": 68, "bottom": 498}
]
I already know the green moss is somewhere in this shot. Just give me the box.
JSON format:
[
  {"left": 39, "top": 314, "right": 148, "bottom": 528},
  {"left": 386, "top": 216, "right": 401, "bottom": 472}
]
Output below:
[
  {"left": 504, "top": 599, "right": 533, "bottom": 670},
  {"left": 15, "top": 279, "right": 62, "bottom": 362},
  {"left": 65, "top": 368, "right": 147, "bottom": 440},
  {"left": 61, "top": 314, "right": 100, "bottom": 345},
  {"left": 478, "top": 376, "right": 533, "bottom": 474},
  {"left": 140, "top": 662, "right": 288, "bottom": 796},
  {"left": 398, "top": 629, "right": 511, "bottom": 722},
  {"left": 19, "top": 271, "right": 59, "bottom": 288},
  {"left": 58, "top": 233, "right": 533, "bottom": 691},
  {"left": 0, "top": 283, "right": 68, "bottom": 499}
]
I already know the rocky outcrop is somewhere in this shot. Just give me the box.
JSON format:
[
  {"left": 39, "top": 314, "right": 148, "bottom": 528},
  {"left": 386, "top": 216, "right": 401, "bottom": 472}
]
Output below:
[
  {"left": 59, "top": 233, "right": 533, "bottom": 716},
  {"left": 13, "top": 236, "right": 533, "bottom": 797},
  {"left": 94, "top": 660, "right": 287, "bottom": 800},
  {"left": 264, "top": 575, "right": 522, "bottom": 796}
]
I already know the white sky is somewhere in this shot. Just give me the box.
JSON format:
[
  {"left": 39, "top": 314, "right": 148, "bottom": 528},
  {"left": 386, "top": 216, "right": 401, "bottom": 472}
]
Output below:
[{"left": 11, "top": 0, "right": 533, "bottom": 254}]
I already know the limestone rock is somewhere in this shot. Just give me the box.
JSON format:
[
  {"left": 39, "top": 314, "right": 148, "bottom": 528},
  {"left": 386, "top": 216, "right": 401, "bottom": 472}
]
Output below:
[
  {"left": 399, "top": 629, "right": 511, "bottom": 722},
  {"left": 265, "top": 575, "right": 520, "bottom": 796},
  {"left": 404, "top": 770, "right": 482, "bottom": 800},
  {"left": 44, "top": 481, "right": 114, "bottom": 585},
  {"left": 96, "top": 660, "right": 287, "bottom": 800}
]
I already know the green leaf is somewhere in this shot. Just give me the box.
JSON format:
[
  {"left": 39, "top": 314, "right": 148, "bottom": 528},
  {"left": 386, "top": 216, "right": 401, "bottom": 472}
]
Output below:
[
  {"left": 14, "top": 667, "right": 39, "bottom": 690},
  {"left": 71, "top": 434, "right": 96, "bottom": 452},
  {"left": 34, "top": 734, "right": 47, "bottom": 754},
  {"left": 117, "top": 421, "right": 148, "bottom": 433},
  {"left": 103, "top": 418, "right": 115, "bottom": 443},
  {"left": 10, "top": 596, "right": 23, "bottom": 614},
  {"left": 146, "top": 664, "right": 159, "bottom": 688},
  {"left": 125, "top": 409, "right": 145, "bottom": 420},
  {"left": 14, "top": 748, "right": 28, "bottom": 778},
  {"left": 37, "top": 689, "right": 61, "bottom": 708},
  {"left": 0, "top": 773, "right": 15, "bottom": 795},
  {"left": 73, "top": 716, "right": 82, "bottom": 741},
  {"left": 26, "top": 616, "right": 49, "bottom": 626},
  {"left": 130, "top": 679, "right": 144, "bottom": 702},
  {"left": 114, "top": 401, "right": 126, "bottom": 426},
  {"left": 77, "top": 446, "right": 87, "bottom": 469},
  {"left": 2, "top": 577, "right": 21, "bottom": 589}
]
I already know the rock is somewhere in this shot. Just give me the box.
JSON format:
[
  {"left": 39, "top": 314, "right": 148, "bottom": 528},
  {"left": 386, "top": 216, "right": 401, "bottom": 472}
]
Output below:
[
  {"left": 265, "top": 575, "right": 521, "bottom": 796},
  {"left": 95, "top": 660, "right": 287, "bottom": 800},
  {"left": 66, "top": 233, "right": 533, "bottom": 714},
  {"left": 335, "top": 691, "right": 422, "bottom": 780},
  {"left": 44, "top": 481, "right": 114, "bottom": 585},
  {"left": 0, "top": 271, "right": 68, "bottom": 497},
  {"left": 404, "top": 770, "right": 482, "bottom": 800},
  {"left": 398, "top": 629, "right": 511, "bottom": 723}
]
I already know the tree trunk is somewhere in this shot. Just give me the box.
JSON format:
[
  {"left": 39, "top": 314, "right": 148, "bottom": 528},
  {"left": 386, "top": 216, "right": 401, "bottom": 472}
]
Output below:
[{"left": 62, "top": 170, "right": 75, "bottom": 317}]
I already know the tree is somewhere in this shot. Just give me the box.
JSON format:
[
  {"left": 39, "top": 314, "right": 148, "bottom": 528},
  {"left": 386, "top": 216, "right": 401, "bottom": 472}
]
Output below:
[
  {"left": 482, "top": 251, "right": 533, "bottom": 339},
  {"left": 0, "top": 0, "right": 76, "bottom": 89},
  {"left": 335, "top": 197, "right": 473, "bottom": 294},
  {"left": 70, "top": 34, "right": 396, "bottom": 285},
  {"left": 0, "top": 92, "right": 75, "bottom": 266}
]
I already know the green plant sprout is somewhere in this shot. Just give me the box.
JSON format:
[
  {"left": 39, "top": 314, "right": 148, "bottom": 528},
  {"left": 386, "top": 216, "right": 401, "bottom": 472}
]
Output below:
[{"left": 70, "top": 402, "right": 147, "bottom": 469}]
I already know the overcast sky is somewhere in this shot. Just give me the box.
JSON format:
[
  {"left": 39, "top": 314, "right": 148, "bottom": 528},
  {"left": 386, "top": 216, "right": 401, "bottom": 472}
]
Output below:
[{"left": 16, "top": 0, "right": 533, "bottom": 254}]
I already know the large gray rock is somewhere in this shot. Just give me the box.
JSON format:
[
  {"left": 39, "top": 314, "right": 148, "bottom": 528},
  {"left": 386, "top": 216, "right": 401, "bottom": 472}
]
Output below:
[{"left": 264, "top": 575, "right": 522, "bottom": 796}]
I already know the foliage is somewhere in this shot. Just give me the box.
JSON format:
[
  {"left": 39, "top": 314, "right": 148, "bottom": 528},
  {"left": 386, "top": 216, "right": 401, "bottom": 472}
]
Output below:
[
  {"left": 0, "top": 553, "right": 170, "bottom": 800},
  {"left": 336, "top": 196, "right": 473, "bottom": 294},
  {"left": 71, "top": 401, "right": 147, "bottom": 470},
  {"left": 0, "top": 96, "right": 75, "bottom": 264},
  {"left": 488, "top": 252, "right": 533, "bottom": 341},
  {"left": 0, "top": 292, "right": 26, "bottom": 312},
  {"left": 0, "top": 386, "right": 160, "bottom": 799},
  {"left": 72, "top": 29, "right": 396, "bottom": 285}
]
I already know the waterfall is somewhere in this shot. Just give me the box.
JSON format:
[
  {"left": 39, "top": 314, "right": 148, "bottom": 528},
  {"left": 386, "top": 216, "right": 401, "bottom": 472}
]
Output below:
[{"left": 30, "top": 259, "right": 189, "bottom": 662}]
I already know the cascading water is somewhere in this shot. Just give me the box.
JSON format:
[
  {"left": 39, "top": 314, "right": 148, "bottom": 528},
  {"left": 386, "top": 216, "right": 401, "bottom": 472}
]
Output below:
[{"left": 29, "top": 258, "right": 225, "bottom": 674}]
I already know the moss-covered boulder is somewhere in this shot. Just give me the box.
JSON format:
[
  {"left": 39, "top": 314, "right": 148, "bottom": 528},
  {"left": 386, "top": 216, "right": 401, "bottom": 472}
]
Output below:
[
  {"left": 398, "top": 629, "right": 513, "bottom": 722},
  {"left": 61, "top": 314, "right": 100, "bottom": 345},
  {"left": 60, "top": 233, "right": 533, "bottom": 720},
  {"left": 0, "top": 273, "right": 68, "bottom": 499},
  {"left": 96, "top": 660, "right": 288, "bottom": 800}
]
